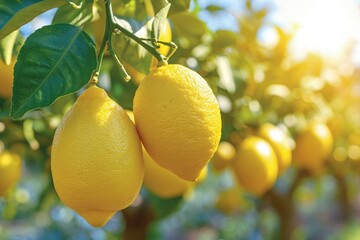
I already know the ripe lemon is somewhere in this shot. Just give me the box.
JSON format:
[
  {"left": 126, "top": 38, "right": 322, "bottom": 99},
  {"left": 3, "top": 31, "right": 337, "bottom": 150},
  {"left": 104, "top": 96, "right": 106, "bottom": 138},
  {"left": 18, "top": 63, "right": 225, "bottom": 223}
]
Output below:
[
  {"left": 293, "top": 122, "right": 333, "bottom": 172},
  {"left": 51, "top": 86, "right": 144, "bottom": 227},
  {"left": 232, "top": 136, "right": 278, "bottom": 196},
  {"left": 257, "top": 123, "right": 292, "bottom": 175},
  {"left": 0, "top": 151, "right": 21, "bottom": 197},
  {"left": 133, "top": 64, "right": 221, "bottom": 181},
  {"left": 0, "top": 59, "right": 15, "bottom": 99},
  {"left": 212, "top": 141, "right": 236, "bottom": 172},
  {"left": 143, "top": 150, "right": 193, "bottom": 198}
]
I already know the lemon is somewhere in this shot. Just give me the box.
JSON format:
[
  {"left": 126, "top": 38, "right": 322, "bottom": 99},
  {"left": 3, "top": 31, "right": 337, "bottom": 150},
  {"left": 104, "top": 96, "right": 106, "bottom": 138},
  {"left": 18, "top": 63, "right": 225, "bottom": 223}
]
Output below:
[
  {"left": 0, "top": 151, "right": 21, "bottom": 197},
  {"left": 133, "top": 64, "right": 221, "bottom": 181},
  {"left": 215, "top": 186, "right": 243, "bottom": 215},
  {"left": 232, "top": 136, "right": 278, "bottom": 196},
  {"left": 51, "top": 86, "right": 144, "bottom": 227},
  {"left": 257, "top": 123, "right": 292, "bottom": 175},
  {"left": 293, "top": 122, "right": 333, "bottom": 172},
  {"left": 212, "top": 141, "right": 236, "bottom": 172},
  {"left": 143, "top": 150, "right": 192, "bottom": 198},
  {"left": 0, "top": 59, "right": 15, "bottom": 99}
]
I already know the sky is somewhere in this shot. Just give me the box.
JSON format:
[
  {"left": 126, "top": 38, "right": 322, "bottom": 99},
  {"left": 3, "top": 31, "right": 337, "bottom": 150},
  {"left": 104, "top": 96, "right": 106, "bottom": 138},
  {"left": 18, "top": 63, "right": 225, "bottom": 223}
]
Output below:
[{"left": 19, "top": 0, "right": 360, "bottom": 64}]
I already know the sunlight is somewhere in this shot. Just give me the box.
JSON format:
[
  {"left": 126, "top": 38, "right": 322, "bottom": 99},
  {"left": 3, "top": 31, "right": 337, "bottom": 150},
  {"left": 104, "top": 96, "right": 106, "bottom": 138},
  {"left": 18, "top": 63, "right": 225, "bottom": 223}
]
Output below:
[{"left": 277, "top": 0, "right": 360, "bottom": 60}]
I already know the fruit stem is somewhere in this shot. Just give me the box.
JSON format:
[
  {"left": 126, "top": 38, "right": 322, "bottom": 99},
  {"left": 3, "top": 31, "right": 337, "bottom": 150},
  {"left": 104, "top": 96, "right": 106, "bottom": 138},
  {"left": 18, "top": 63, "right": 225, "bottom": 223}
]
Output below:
[{"left": 105, "top": 0, "right": 173, "bottom": 64}]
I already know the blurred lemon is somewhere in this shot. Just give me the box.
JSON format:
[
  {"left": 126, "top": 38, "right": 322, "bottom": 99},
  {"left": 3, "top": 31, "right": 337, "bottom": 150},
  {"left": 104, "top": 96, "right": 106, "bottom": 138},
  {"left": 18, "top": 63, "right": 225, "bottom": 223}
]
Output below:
[
  {"left": 0, "top": 59, "right": 15, "bottom": 99},
  {"left": 232, "top": 136, "right": 278, "bottom": 196},
  {"left": 257, "top": 123, "right": 292, "bottom": 175},
  {"left": 215, "top": 186, "right": 243, "bottom": 215},
  {"left": 0, "top": 151, "right": 21, "bottom": 197},
  {"left": 212, "top": 141, "right": 236, "bottom": 172},
  {"left": 51, "top": 86, "right": 144, "bottom": 227},
  {"left": 293, "top": 122, "right": 333, "bottom": 172}
]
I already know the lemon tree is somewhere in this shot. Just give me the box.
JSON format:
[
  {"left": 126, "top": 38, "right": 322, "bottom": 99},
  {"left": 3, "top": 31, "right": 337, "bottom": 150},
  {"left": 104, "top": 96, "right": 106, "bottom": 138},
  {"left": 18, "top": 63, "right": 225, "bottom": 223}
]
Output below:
[{"left": 0, "top": 0, "right": 360, "bottom": 239}]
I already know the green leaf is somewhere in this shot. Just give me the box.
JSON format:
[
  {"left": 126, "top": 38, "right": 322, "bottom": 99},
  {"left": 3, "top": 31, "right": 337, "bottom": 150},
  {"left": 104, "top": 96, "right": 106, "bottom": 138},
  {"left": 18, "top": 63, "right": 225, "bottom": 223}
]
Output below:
[
  {"left": 52, "top": 0, "right": 94, "bottom": 26},
  {"left": 0, "top": 0, "right": 68, "bottom": 40},
  {"left": 0, "top": 30, "right": 18, "bottom": 65},
  {"left": 170, "top": 13, "right": 208, "bottom": 49},
  {"left": 146, "top": 190, "right": 183, "bottom": 220},
  {"left": 212, "top": 30, "right": 237, "bottom": 53},
  {"left": 112, "top": 18, "right": 153, "bottom": 75},
  {"left": 167, "top": 0, "right": 190, "bottom": 16},
  {"left": 151, "top": 2, "right": 171, "bottom": 40},
  {"left": 10, "top": 24, "right": 97, "bottom": 119},
  {"left": 206, "top": 5, "right": 223, "bottom": 13}
]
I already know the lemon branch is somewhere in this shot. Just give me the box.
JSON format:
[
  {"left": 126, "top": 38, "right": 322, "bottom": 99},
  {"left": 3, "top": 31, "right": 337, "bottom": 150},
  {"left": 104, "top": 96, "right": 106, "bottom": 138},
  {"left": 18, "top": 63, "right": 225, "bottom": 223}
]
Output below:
[{"left": 95, "top": 0, "right": 175, "bottom": 81}]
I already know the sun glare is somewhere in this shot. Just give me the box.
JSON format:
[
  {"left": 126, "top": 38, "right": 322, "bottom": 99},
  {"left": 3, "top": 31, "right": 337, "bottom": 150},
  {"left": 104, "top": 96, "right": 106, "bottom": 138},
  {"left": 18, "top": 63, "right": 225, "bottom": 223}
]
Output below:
[{"left": 277, "top": 0, "right": 360, "bottom": 60}]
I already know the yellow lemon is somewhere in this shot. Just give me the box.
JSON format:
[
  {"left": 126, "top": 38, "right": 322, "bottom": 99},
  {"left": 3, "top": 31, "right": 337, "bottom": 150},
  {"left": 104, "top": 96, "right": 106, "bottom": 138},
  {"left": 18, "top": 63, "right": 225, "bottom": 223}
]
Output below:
[
  {"left": 293, "top": 122, "right": 333, "bottom": 172},
  {"left": 212, "top": 141, "right": 236, "bottom": 172},
  {"left": 232, "top": 136, "right": 278, "bottom": 196},
  {"left": 51, "top": 86, "right": 144, "bottom": 227},
  {"left": 133, "top": 64, "right": 221, "bottom": 181},
  {"left": 0, "top": 59, "right": 15, "bottom": 99},
  {"left": 215, "top": 186, "right": 243, "bottom": 215},
  {"left": 0, "top": 151, "right": 21, "bottom": 197},
  {"left": 143, "top": 150, "right": 192, "bottom": 198},
  {"left": 257, "top": 123, "right": 292, "bottom": 175}
]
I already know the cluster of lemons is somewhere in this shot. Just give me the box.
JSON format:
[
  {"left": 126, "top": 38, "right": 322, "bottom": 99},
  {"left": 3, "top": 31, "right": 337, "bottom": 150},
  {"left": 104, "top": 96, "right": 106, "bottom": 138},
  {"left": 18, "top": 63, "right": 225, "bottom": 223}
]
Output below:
[
  {"left": 213, "top": 122, "right": 333, "bottom": 214},
  {"left": 50, "top": 64, "right": 222, "bottom": 227}
]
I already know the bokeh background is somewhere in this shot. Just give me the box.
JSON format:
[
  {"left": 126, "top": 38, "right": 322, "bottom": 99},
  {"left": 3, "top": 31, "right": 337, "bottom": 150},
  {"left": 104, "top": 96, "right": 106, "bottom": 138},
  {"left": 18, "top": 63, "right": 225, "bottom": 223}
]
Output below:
[{"left": 2, "top": 0, "right": 360, "bottom": 239}]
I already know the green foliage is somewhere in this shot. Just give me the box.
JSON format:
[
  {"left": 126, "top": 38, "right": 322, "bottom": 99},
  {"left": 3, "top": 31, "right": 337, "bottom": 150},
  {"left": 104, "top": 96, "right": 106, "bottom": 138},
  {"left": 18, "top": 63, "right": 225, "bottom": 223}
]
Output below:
[
  {"left": 52, "top": 0, "right": 94, "bottom": 26},
  {"left": 10, "top": 24, "right": 97, "bottom": 119},
  {"left": 0, "top": 0, "right": 67, "bottom": 39}
]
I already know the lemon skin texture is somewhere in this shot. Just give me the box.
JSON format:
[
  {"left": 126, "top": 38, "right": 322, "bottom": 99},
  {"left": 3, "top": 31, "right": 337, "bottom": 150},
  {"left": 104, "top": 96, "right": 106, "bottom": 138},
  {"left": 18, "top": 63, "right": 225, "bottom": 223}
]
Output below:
[
  {"left": 133, "top": 64, "right": 222, "bottom": 181},
  {"left": 0, "top": 59, "right": 15, "bottom": 99},
  {"left": 51, "top": 86, "right": 144, "bottom": 227},
  {"left": 293, "top": 122, "right": 333, "bottom": 172},
  {"left": 258, "top": 123, "right": 292, "bottom": 176},
  {"left": 232, "top": 136, "right": 278, "bottom": 197},
  {"left": 0, "top": 152, "right": 21, "bottom": 197}
]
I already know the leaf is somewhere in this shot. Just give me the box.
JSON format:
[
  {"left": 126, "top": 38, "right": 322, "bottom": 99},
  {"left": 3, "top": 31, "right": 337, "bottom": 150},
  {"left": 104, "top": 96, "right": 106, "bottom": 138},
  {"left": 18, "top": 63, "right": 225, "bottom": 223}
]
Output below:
[
  {"left": 167, "top": 0, "right": 190, "bottom": 16},
  {"left": 10, "top": 24, "right": 97, "bottom": 119},
  {"left": 112, "top": 17, "right": 153, "bottom": 75},
  {"left": 212, "top": 30, "right": 237, "bottom": 53},
  {"left": 206, "top": 5, "right": 223, "bottom": 13},
  {"left": 0, "top": 0, "right": 68, "bottom": 40},
  {"left": 170, "top": 13, "right": 208, "bottom": 49},
  {"left": 52, "top": 0, "right": 94, "bottom": 26},
  {"left": 151, "top": 2, "right": 171, "bottom": 40},
  {"left": 0, "top": 30, "right": 18, "bottom": 65},
  {"left": 146, "top": 190, "right": 183, "bottom": 220}
]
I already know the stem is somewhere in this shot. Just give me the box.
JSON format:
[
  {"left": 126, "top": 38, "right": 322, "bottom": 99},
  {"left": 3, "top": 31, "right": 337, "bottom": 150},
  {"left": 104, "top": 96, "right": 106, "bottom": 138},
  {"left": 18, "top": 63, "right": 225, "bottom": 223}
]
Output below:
[{"left": 113, "top": 22, "right": 167, "bottom": 64}]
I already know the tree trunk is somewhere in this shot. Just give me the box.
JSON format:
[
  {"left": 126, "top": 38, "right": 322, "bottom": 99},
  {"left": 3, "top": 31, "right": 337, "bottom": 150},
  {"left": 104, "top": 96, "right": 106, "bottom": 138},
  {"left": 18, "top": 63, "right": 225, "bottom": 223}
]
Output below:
[{"left": 122, "top": 201, "right": 154, "bottom": 240}]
